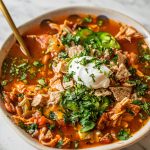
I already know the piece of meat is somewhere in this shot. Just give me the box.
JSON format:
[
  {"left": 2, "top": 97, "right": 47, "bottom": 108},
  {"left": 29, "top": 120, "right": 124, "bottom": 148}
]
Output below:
[
  {"left": 52, "top": 61, "right": 68, "bottom": 74},
  {"left": 115, "top": 24, "right": 143, "bottom": 42},
  {"left": 116, "top": 64, "right": 131, "bottom": 81},
  {"left": 32, "top": 94, "right": 43, "bottom": 107},
  {"left": 63, "top": 80, "right": 74, "bottom": 89},
  {"left": 49, "top": 74, "right": 62, "bottom": 87},
  {"left": 50, "top": 79, "right": 64, "bottom": 91},
  {"left": 97, "top": 113, "right": 109, "bottom": 130},
  {"left": 111, "top": 116, "right": 123, "bottom": 127},
  {"left": 52, "top": 62, "right": 62, "bottom": 73},
  {"left": 127, "top": 104, "right": 141, "bottom": 116},
  {"left": 116, "top": 50, "right": 127, "bottom": 65},
  {"left": 110, "top": 110, "right": 125, "bottom": 121},
  {"left": 122, "top": 113, "right": 134, "bottom": 122},
  {"left": 109, "top": 98, "right": 131, "bottom": 121},
  {"left": 47, "top": 91, "right": 61, "bottom": 105},
  {"left": 100, "top": 133, "right": 113, "bottom": 144},
  {"left": 62, "top": 137, "right": 71, "bottom": 148},
  {"left": 109, "top": 87, "right": 132, "bottom": 101},
  {"left": 94, "top": 88, "right": 112, "bottom": 97},
  {"left": 66, "top": 45, "right": 84, "bottom": 58}
]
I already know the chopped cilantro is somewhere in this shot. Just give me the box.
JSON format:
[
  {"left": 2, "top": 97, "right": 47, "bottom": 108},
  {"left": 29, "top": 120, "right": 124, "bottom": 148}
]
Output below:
[
  {"left": 128, "top": 79, "right": 148, "bottom": 96},
  {"left": 90, "top": 74, "right": 95, "bottom": 82},
  {"left": 18, "top": 121, "right": 38, "bottom": 134},
  {"left": 63, "top": 74, "right": 72, "bottom": 82},
  {"left": 27, "top": 123, "right": 38, "bottom": 134},
  {"left": 58, "top": 51, "right": 68, "bottom": 59},
  {"left": 143, "top": 54, "right": 150, "bottom": 62},
  {"left": 61, "top": 84, "right": 111, "bottom": 132},
  {"left": 83, "top": 16, "right": 92, "bottom": 23},
  {"left": 112, "top": 54, "right": 118, "bottom": 64},
  {"left": 1, "top": 80, "right": 8, "bottom": 86},
  {"left": 49, "top": 111, "right": 57, "bottom": 120},
  {"left": 17, "top": 93, "right": 24, "bottom": 98},
  {"left": 117, "top": 129, "right": 130, "bottom": 140},
  {"left": 47, "top": 124, "right": 56, "bottom": 131},
  {"left": 37, "top": 78, "right": 47, "bottom": 87},
  {"left": 56, "top": 140, "right": 63, "bottom": 148},
  {"left": 132, "top": 100, "right": 150, "bottom": 116},
  {"left": 33, "top": 61, "right": 43, "bottom": 67}
]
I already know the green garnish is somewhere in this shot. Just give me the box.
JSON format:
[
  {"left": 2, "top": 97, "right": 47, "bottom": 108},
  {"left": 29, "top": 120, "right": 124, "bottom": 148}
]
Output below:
[
  {"left": 18, "top": 121, "right": 38, "bottom": 134},
  {"left": 132, "top": 100, "right": 150, "bottom": 115},
  {"left": 83, "top": 16, "right": 93, "bottom": 23},
  {"left": 37, "top": 78, "right": 47, "bottom": 87},
  {"left": 33, "top": 61, "right": 43, "bottom": 67},
  {"left": 58, "top": 51, "right": 68, "bottom": 59},
  {"left": 49, "top": 111, "right": 57, "bottom": 120},
  {"left": 117, "top": 129, "right": 130, "bottom": 140},
  {"left": 1, "top": 80, "right": 8, "bottom": 86},
  {"left": 56, "top": 140, "right": 63, "bottom": 148},
  {"left": 128, "top": 79, "right": 148, "bottom": 96},
  {"left": 61, "top": 84, "right": 111, "bottom": 132},
  {"left": 47, "top": 124, "right": 56, "bottom": 131},
  {"left": 90, "top": 74, "right": 95, "bottom": 82}
]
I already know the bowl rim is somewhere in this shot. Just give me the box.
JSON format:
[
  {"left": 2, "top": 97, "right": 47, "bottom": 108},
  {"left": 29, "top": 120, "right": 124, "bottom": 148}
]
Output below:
[{"left": 0, "top": 6, "right": 150, "bottom": 150}]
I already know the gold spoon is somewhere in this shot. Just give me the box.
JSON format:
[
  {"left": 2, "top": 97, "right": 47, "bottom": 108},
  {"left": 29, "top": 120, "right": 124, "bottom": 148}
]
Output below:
[{"left": 0, "top": 0, "right": 31, "bottom": 57}]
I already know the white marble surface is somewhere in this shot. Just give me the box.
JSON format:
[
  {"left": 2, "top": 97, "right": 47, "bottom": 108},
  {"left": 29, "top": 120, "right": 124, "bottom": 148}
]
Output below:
[{"left": 0, "top": 0, "right": 150, "bottom": 150}]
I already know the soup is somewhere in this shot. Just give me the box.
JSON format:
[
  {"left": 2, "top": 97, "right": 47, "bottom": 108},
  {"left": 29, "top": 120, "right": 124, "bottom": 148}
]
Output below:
[{"left": 0, "top": 14, "right": 150, "bottom": 149}]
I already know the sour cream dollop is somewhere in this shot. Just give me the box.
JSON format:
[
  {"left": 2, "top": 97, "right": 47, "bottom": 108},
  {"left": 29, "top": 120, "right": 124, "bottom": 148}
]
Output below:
[{"left": 69, "top": 56, "right": 111, "bottom": 89}]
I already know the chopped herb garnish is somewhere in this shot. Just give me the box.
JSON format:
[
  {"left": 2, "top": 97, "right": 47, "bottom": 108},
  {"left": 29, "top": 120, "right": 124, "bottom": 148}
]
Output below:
[
  {"left": 17, "top": 93, "right": 24, "bottom": 98},
  {"left": 58, "top": 51, "right": 68, "bottom": 59},
  {"left": 56, "top": 140, "right": 63, "bottom": 148},
  {"left": 112, "top": 54, "right": 118, "bottom": 64},
  {"left": 63, "top": 74, "right": 72, "bottom": 82},
  {"left": 83, "top": 16, "right": 92, "bottom": 23},
  {"left": 90, "top": 74, "right": 95, "bottom": 82},
  {"left": 1, "top": 80, "right": 8, "bottom": 86},
  {"left": 33, "top": 61, "right": 43, "bottom": 67},
  {"left": 27, "top": 123, "right": 38, "bottom": 134},
  {"left": 49, "top": 111, "right": 57, "bottom": 120},
  {"left": 37, "top": 78, "right": 47, "bottom": 87},
  {"left": 47, "top": 124, "right": 56, "bottom": 131},
  {"left": 117, "top": 129, "right": 130, "bottom": 140},
  {"left": 61, "top": 84, "right": 111, "bottom": 132},
  {"left": 18, "top": 121, "right": 38, "bottom": 134},
  {"left": 128, "top": 79, "right": 148, "bottom": 96},
  {"left": 132, "top": 100, "right": 150, "bottom": 116}
]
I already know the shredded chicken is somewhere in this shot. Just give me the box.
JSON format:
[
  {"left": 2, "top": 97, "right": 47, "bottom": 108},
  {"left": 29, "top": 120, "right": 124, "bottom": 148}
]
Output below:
[
  {"left": 47, "top": 91, "right": 61, "bottom": 105},
  {"left": 109, "top": 97, "right": 131, "bottom": 121},
  {"left": 115, "top": 24, "right": 143, "bottom": 42},
  {"left": 116, "top": 63, "right": 131, "bottom": 81},
  {"left": 97, "top": 113, "right": 109, "bottom": 130},
  {"left": 66, "top": 45, "right": 84, "bottom": 58},
  {"left": 116, "top": 50, "right": 127, "bottom": 65},
  {"left": 31, "top": 94, "right": 48, "bottom": 107},
  {"left": 50, "top": 79, "right": 64, "bottom": 91},
  {"left": 63, "top": 80, "right": 74, "bottom": 89},
  {"left": 52, "top": 61, "right": 68, "bottom": 74}
]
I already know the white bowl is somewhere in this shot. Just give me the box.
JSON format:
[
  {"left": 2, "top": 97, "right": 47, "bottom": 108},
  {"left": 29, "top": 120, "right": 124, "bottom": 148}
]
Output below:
[{"left": 0, "top": 6, "right": 150, "bottom": 150}]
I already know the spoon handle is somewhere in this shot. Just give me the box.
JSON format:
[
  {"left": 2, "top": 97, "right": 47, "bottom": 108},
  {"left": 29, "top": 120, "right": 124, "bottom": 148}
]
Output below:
[{"left": 0, "top": 0, "right": 31, "bottom": 57}]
